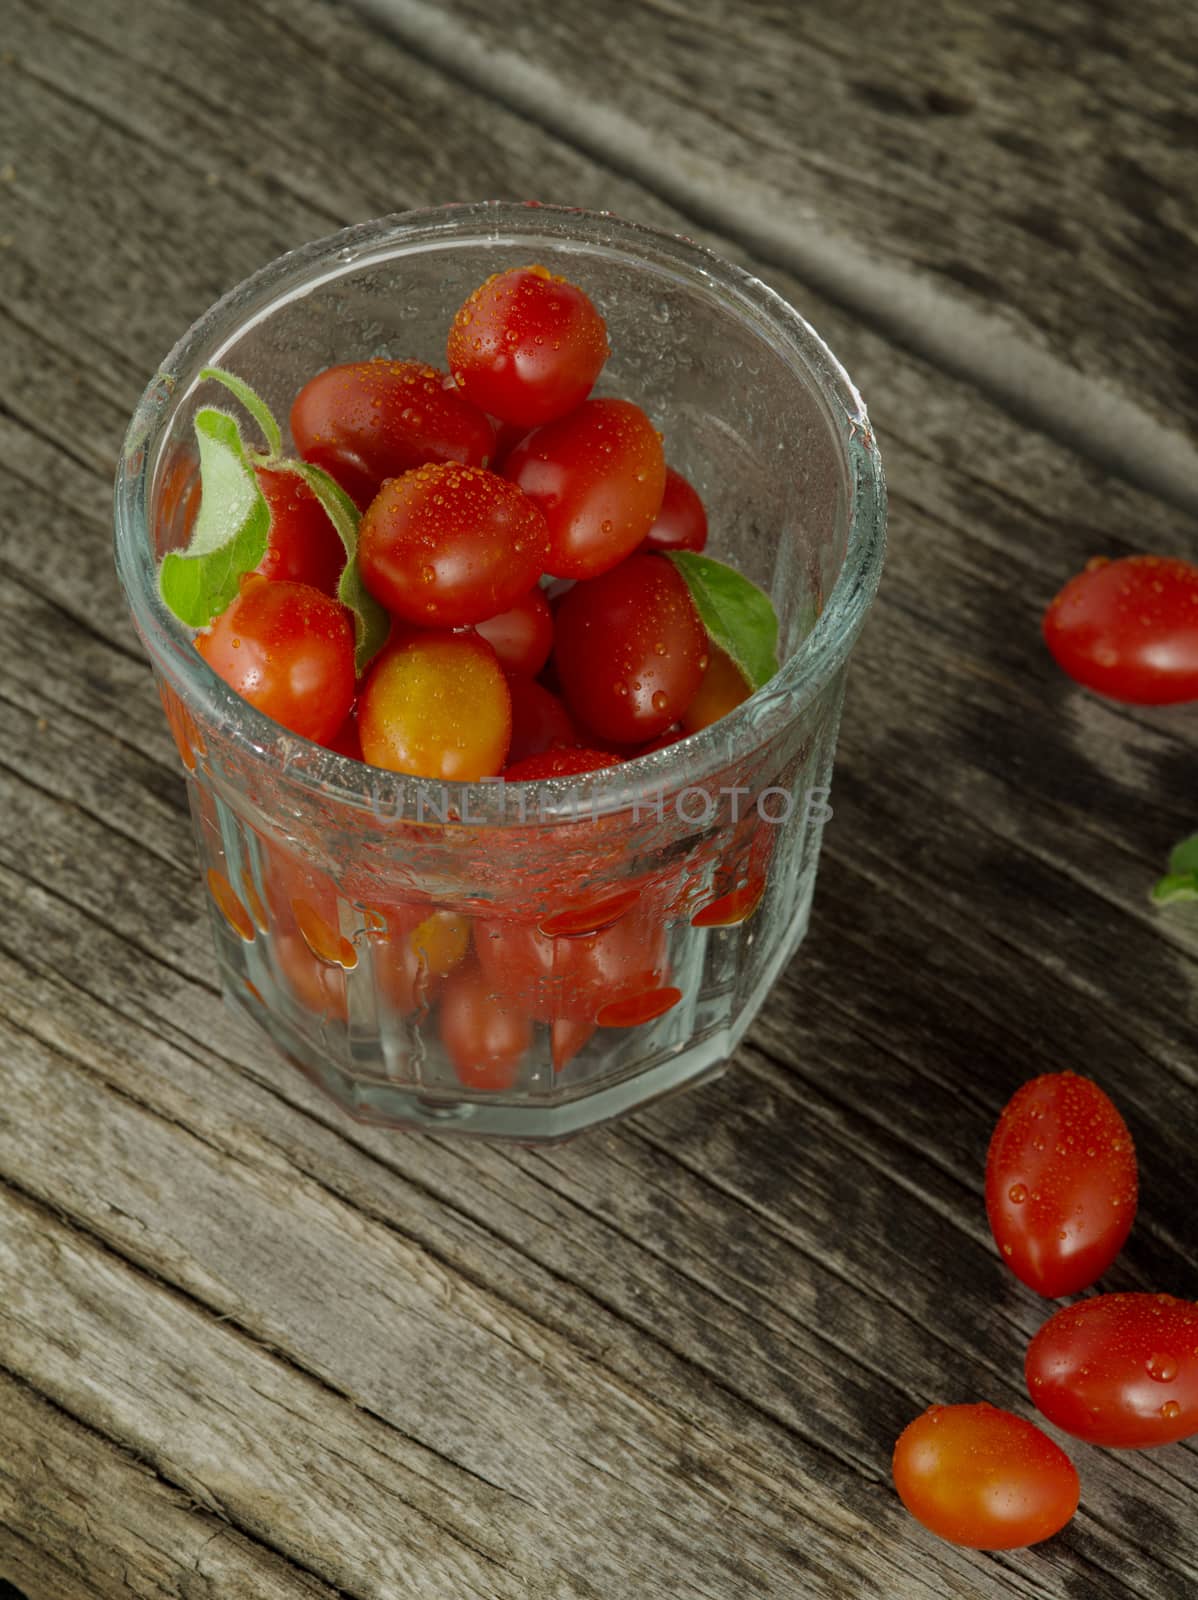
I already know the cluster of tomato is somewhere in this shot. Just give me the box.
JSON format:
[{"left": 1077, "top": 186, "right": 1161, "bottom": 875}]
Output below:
[
  {"left": 893, "top": 1071, "right": 1197, "bottom": 1551},
  {"left": 196, "top": 263, "right": 751, "bottom": 782}
]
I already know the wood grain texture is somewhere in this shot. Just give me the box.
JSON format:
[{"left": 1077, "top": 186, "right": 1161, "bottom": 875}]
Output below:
[{"left": 1, "top": 0, "right": 1197, "bottom": 1597}]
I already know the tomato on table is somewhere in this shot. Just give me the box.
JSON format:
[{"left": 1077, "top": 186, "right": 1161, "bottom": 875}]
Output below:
[
  {"left": 290, "top": 359, "right": 497, "bottom": 508},
  {"left": 642, "top": 465, "right": 708, "bottom": 554},
  {"left": 254, "top": 467, "right": 345, "bottom": 594},
  {"left": 448, "top": 264, "right": 609, "bottom": 427},
  {"left": 359, "top": 631, "right": 511, "bottom": 780},
  {"left": 439, "top": 962, "right": 532, "bottom": 1090},
  {"left": 358, "top": 463, "right": 549, "bottom": 627},
  {"left": 985, "top": 1072, "right": 1137, "bottom": 1298},
  {"left": 474, "top": 586, "right": 554, "bottom": 677},
  {"left": 505, "top": 398, "right": 667, "bottom": 579},
  {"left": 1026, "top": 1293, "right": 1198, "bottom": 1448},
  {"left": 553, "top": 553, "right": 708, "bottom": 743},
  {"left": 1042, "top": 554, "right": 1198, "bottom": 705},
  {"left": 196, "top": 576, "right": 355, "bottom": 745},
  {"left": 893, "top": 1403, "right": 1079, "bottom": 1550}
]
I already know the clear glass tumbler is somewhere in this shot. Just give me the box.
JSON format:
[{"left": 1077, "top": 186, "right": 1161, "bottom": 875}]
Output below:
[{"left": 114, "top": 203, "right": 885, "bottom": 1141}]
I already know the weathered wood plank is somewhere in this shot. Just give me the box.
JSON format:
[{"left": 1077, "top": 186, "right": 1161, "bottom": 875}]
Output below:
[
  {"left": 355, "top": 0, "right": 1198, "bottom": 509},
  {"left": 1, "top": 0, "right": 1197, "bottom": 1597}
]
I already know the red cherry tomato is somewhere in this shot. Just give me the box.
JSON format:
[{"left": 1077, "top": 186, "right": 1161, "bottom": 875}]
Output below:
[
  {"left": 505, "top": 398, "right": 666, "bottom": 579},
  {"left": 439, "top": 962, "right": 531, "bottom": 1090},
  {"left": 475, "top": 587, "right": 554, "bottom": 677},
  {"left": 447, "top": 264, "right": 609, "bottom": 428},
  {"left": 680, "top": 644, "right": 751, "bottom": 735},
  {"left": 323, "top": 712, "right": 363, "bottom": 761},
  {"left": 254, "top": 468, "right": 345, "bottom": 594},
  {"left": 504, "top": 748, "right": 621, "bottom": 781},
  {"left": 642, "top": 466, "right": 708, "bottom": 554},
  {"left": 985, "top": 1072, "right": 1138, "bottom": 1298},
  {"left": 275, "top": 931, "right": 348, "bottom": 1021},
  {"left": 290, "top": 359, "right": 497, "bottom": 508},
  {"left": 893, "top": 1403, "right": 1079, "bottom": 1550},
  {"left": 359, "top": 632, "right": 511, "bottom": 780},
  {"left": 1043, "top": 554, "right": 1198, "bottom": 705},
  {"left": 476, "top": 907, "right": 667, "bottom": 1024},
  {"left": 196, "top": 577, "right": 354, "bottom": 745},
  {"left": 375, "top": 907, "right": 471, "bottom": 1015},
  {"left": 1026, "top": 1294, "right": 1198, "bottom": 1448},
  {"left": 506, "top": 678, "right": 581, "bottom": 765},
  {"left": 359, "top": 463, "right": 549, "bottom": 628},
  {"left": 553, "top": 553, "right": 707, "bottom": 743}
]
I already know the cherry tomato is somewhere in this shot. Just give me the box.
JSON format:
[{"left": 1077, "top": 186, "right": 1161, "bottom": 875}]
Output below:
[
  {"left": 553, "top": 553, "right": 707, "bottom": 743},
  {"left": 490, "top": 418, "right": 530, "bottom": 468},
  {"left": 642, "top": 466, "right": 708, "bottom": 554},
  {"left": 439, "top": 962, "right": 531, "bottom": 1090},
  {"left": 504, "top": 748, "right": 622, "bottom": 781},
  {"left": 323, "top": 712, "right": 363, "bottom": 761},
  {"left": 505, "top": 398, "right": 666, "bottom": 579},
  {"left": 985, "top": 1072, "right": 1137, "bottom": 1298},
  {"left": 275, "top": 931, "right": 348, "bottom": 1022},
  {"left": 681, "top": 644, "right": 751, "bottom": 735},
  {"left": 375, "top": 906, "right": 471, "bottom": 1015},
  {"left": 475, "top": 587, "right": 554, "bottom": 677},
  {"left": 1043, "top": 554, "right": 1198, "bottom": 705},
  {"left": 254, "top": 468, "right": 345, "bottom": 594},
  {"left": 476, "top": 907, "right": 667, "bottom": 1024},
  {"left": 447, "top": 264, "right": 609, "bottom": 428},
  {"left": 290, "top": 359, "right": 497, "bottom": 508},
  {"left": 359, "top": 463, "right": 549, "bottom": 627},
  {"left": 506, "top": 678, "right": 581, "bottom": 765},
  {"left": 196, "top": 577, "right": 355, "bottom": 745},
  {"left": 1026, "top": 1293, "right": 1198, "bottom": 1448},
  {"left": 359, "top": 632, "right": 511, "bottom": 780},
  {"left": 893, "top": 1403, "right": 1078, "bottom": 1550},
  {"left": 551, "top": 1017, "right": 594, "bottom": 1073}
]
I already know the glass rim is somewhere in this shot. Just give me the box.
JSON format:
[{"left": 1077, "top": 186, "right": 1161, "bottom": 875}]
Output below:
[{"left": 114, "top": 200, "right": 886, "bottom": 825}]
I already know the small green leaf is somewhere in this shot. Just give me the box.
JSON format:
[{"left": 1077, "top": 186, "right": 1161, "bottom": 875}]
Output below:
[
  {"left": 273, "top": 458, "right": 389, "bottom": 674},
  {"left": 1150, "top": 871, "right": 1198, "bottom": 907},
  {"left": 158, "top": 408, "right": 270, "bottom": 627},
  {"left": 668, "top": 551, "right": 779, "bottom": 691},
  {"left": 199, "top": 365, "right": 283, "bottom": 458},
  {"left": 1167, "top": 832, "right": 1198, "bottom": 878}
]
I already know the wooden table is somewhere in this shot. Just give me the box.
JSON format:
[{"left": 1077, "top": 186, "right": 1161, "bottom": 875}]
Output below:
[{"left": 2, "top": 2, "right": 1196, "bottom": 1595}]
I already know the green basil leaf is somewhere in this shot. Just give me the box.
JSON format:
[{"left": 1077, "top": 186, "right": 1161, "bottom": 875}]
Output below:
[
  {"left": 667, "top": 551, "right": 779, "bottom": 691},
  {"left": 158, "top": 407, "right": 270, "bottom": 628},
  {"left": 272, "top": 458, "right": 389, "bottom": 674},
  {"left": 1167, "top": 832, "right": 1198, "bottom": 878},
  {"left": 199, "top": 365, "right": 283, "bottom": 458},
  {"left": 1150, "top": 871, "right": 1198, "bottom": 907}
]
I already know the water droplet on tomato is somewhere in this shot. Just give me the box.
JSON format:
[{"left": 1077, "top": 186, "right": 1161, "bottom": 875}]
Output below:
[
  {"left": 601, "top": 519, "right": 614, "bottom": 534},
  {"left": 1147, "top": 1353, "right": 1178, "bottom": 1383},
  {"left": 653, "top": 640, "right": 667, "bottom": 656},
  {"left": 1008, "top": 1183, "right": 1028, "bottom": 1204},
  {"left": 1002, "top": 1244, "right": 1013, "bottom": 1257},
  {"left": 613, "top": 680, "right": 628, "bottom": 697},
  {"left": 1162, "top": 1400, "right": 1182, "bottom": 1421},
  {"left": 420, "top": 565, "right": 436, "bottom": 584},
  {"left": 652, "top": 691, "right": 669, "bottom": 714}
]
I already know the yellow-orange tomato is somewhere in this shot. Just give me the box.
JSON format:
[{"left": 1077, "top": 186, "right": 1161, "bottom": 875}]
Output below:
[
  {"left": 359, "top": 632, "right": 512, "bottom": 779},
  {"left": 681, "top": 644, "right": 751, "bottom": 735}
]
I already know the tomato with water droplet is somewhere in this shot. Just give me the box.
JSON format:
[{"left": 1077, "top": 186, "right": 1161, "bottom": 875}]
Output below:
[
  {"left": 1026, "top": 1293, "right": 1198, "bottom": 1448},
  {"left": 359, "top": 632, "right": 511, "bottom": 779},
  {"left": 641, "top": 465, "right": 708, "bottom": 554},
  {"left": 1042, "top": 554, "right": 1198, "bottom": 705},
  {"left": 986, "top": 1072, "right": 1137, "bottom": 1297},
  {"left": 254, "top": 467, "right": 346, "bottom": 594}
]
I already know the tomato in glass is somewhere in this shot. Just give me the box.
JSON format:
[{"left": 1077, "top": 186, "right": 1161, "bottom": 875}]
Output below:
[
  {"left": 476, "top": 907, "right": 667, "bottom": 1024},
  {"left": 290, "top": 359, "right": 497, "bottom": 508},
  {"left": 439, "top": 962, "right": 531, "bottom": 1090},
  {"left": 323, "top": 712, "right": 363, "bottom": 761},
  {"left": 1026, "top": 1293, "right": 1198, "bottom": 1448},
  {"left": 375, "top": 906, "right": 471, "bottom": 1015},
  {"left": 553, "top": 553, "right": 707, "bottom": 743},
  {"left": 275, "top": 931, "right": 348, "bottom": 1022},
  {"left": 505, "top": 678, "right": 581, "bottom": 765},
  {"left": 1042, "top": 554, "right": 1198, "bottom": 705},
  {"left": 254, "top": 467, "right": 345, "bottom": 594},
  {"left": 503, "top": 747, "right": 621, "bottom": 781},
  {"left": 359, "top": 632, "right": 511, "bottom": 780},
  {"left": 359, "top": 462, "right": 549, "bottom": 628},
  {"left": 475, "top": 586, "right": 554, "bottom": 677},
  {"left": 893, "top": 1403, "right": 1078, "bottom": 1549},
  {"left": 642, "top": 465, "right": 708, "bottom": 554},
  {"left": 681, "top": 644, "right": 751, "bottom": 735},
  {"left": 196, "top": 576, "right": 355, "bottom": 745},
  {"left": 551, "top": 1017, "right": 594, "bottom": 1072},
  {"left": 504, "top": 398, "right": 667, "bottom": 579},
  {"left": 985, "top": 1072, "right": 1137, "bottom": 1298},
  {"left": 447, "top": 264, "right": 609, "bottom": 428}
]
